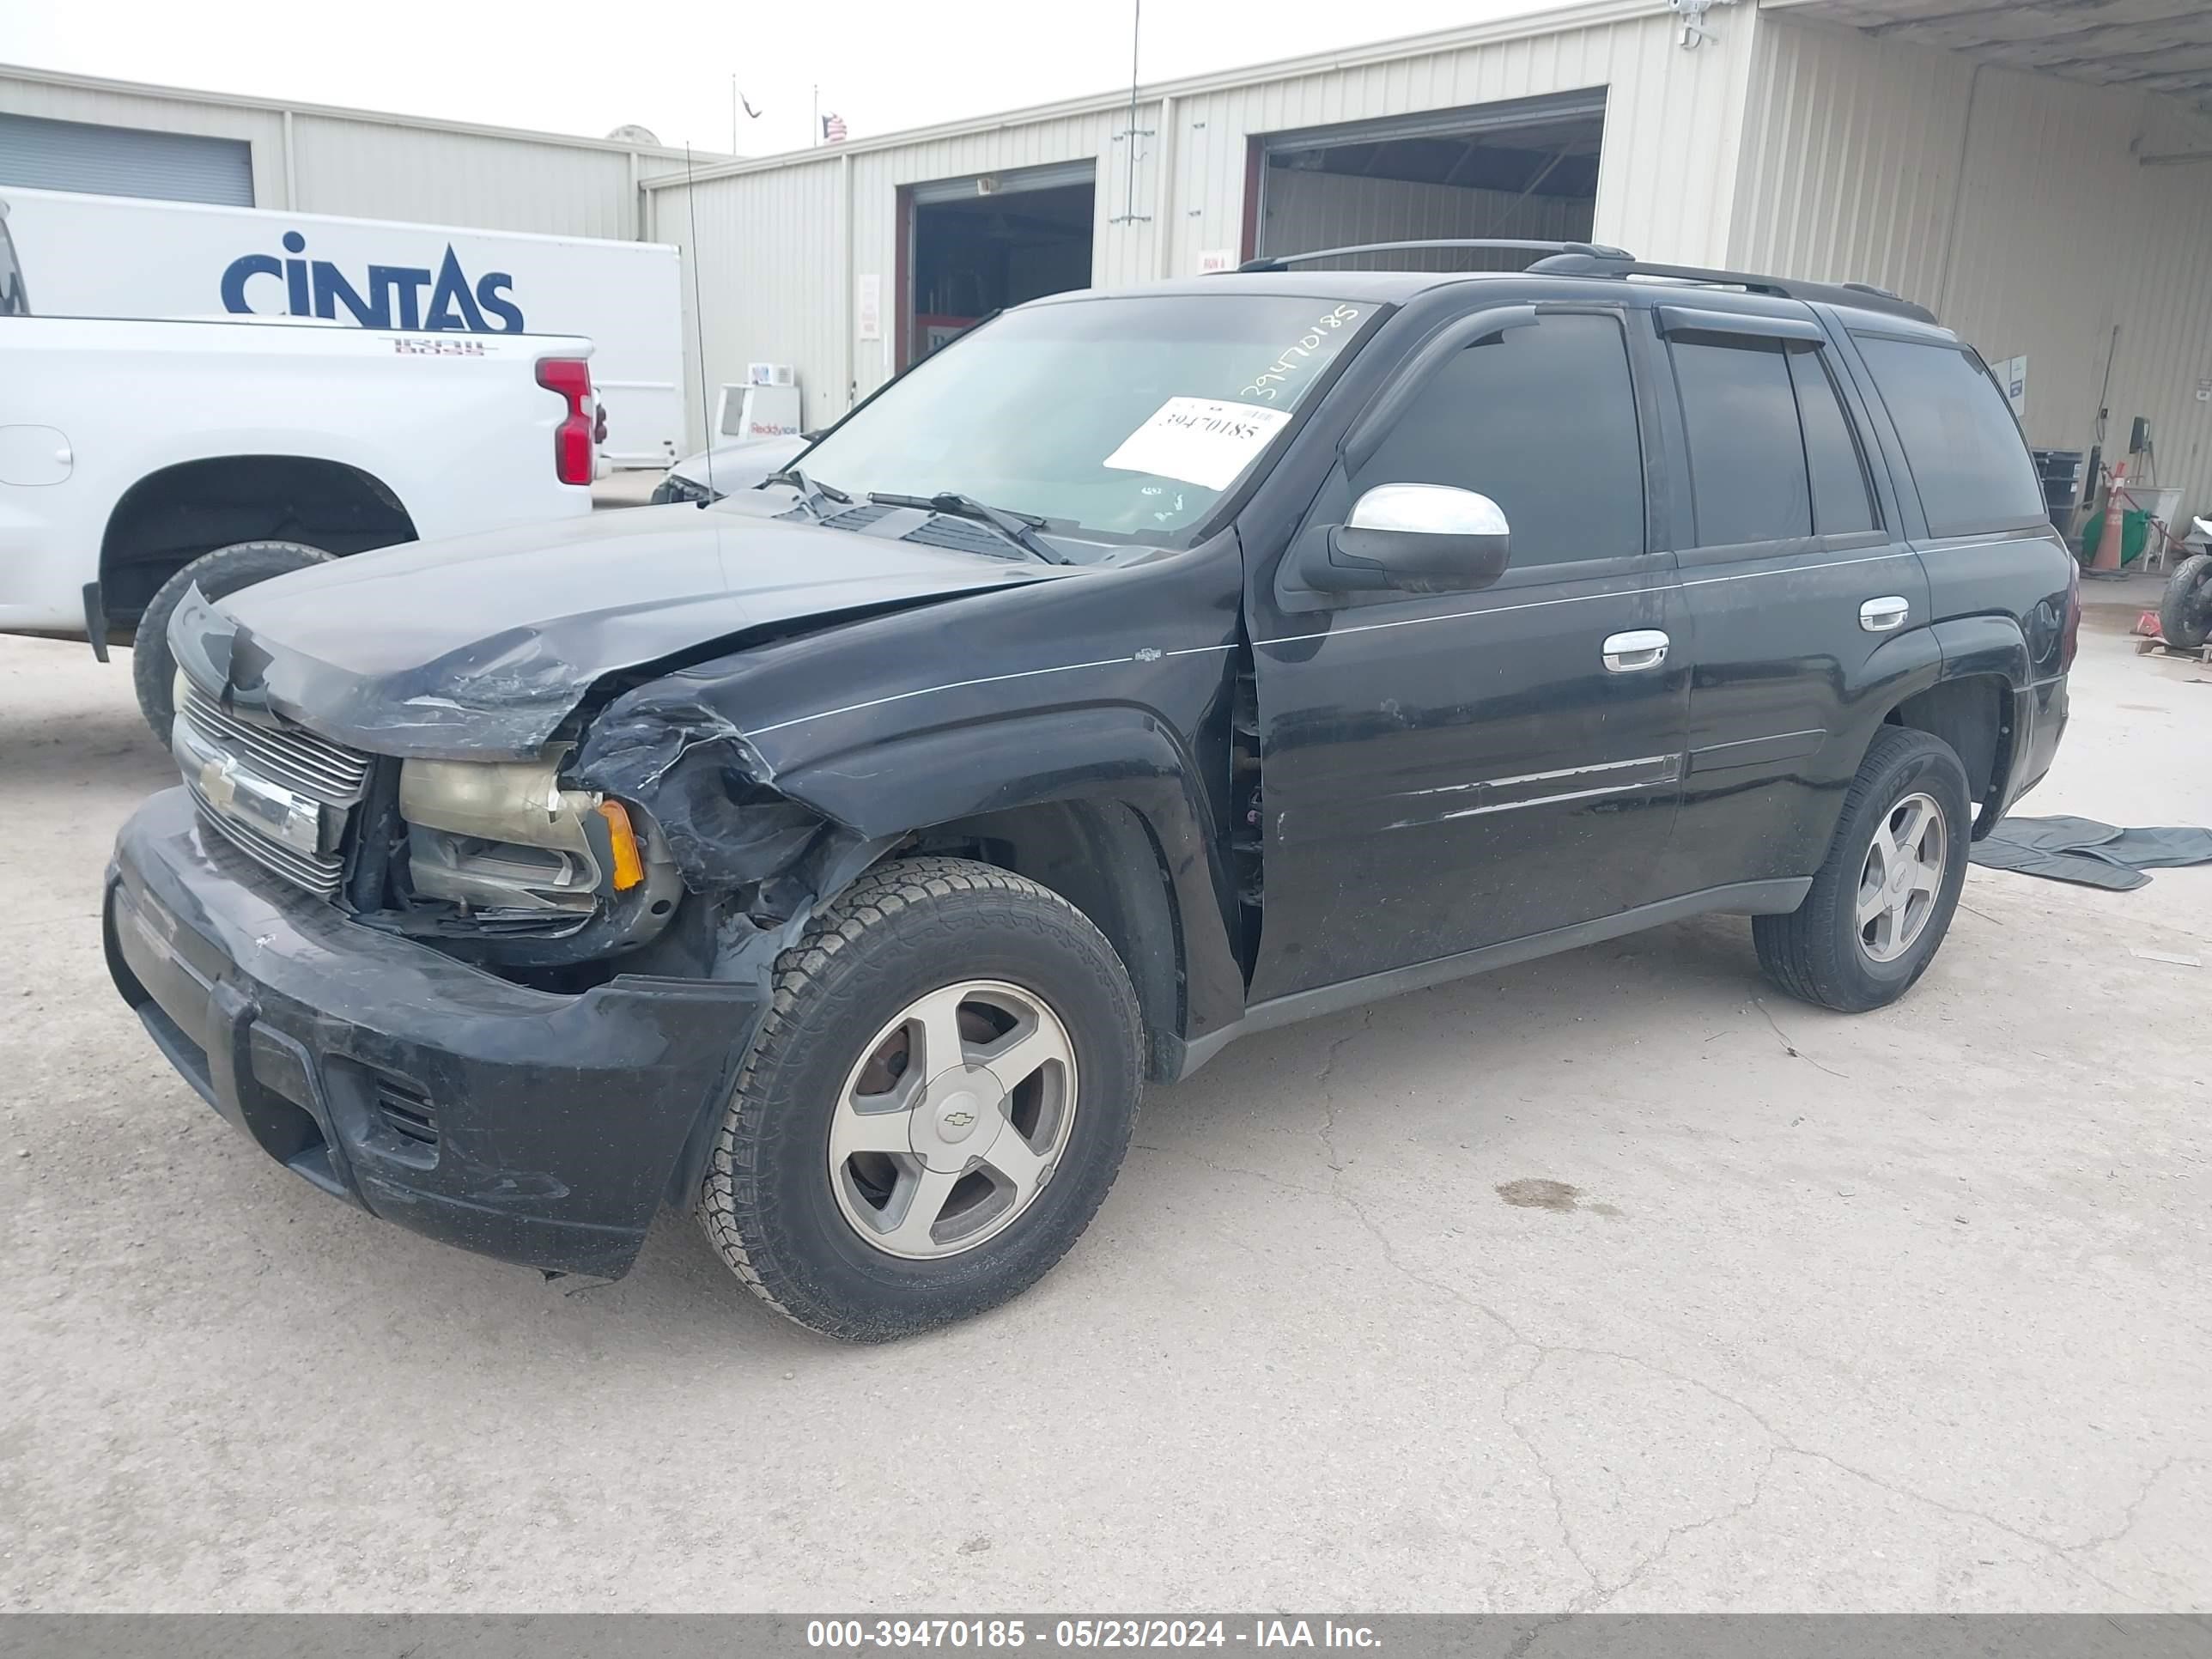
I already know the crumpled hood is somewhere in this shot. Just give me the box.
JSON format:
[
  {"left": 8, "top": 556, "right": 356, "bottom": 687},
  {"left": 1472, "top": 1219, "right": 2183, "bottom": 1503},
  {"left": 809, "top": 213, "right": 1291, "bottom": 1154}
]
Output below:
[{"left": 179, "top": 503, "right": 1060, "bottom": 758}]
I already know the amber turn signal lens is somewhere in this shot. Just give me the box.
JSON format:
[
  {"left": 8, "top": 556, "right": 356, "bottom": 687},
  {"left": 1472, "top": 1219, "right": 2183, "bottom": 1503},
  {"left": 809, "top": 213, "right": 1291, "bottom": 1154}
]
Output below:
[{"left": 597, "top": 799, "right": 646, "bottom": 891}]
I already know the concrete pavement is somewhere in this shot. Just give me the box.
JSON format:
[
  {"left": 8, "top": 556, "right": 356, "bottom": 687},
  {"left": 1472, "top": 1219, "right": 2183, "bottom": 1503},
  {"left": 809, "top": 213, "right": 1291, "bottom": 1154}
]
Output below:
[{"left": 2, "top": 574, "right": 2206, "bottom": 1611}]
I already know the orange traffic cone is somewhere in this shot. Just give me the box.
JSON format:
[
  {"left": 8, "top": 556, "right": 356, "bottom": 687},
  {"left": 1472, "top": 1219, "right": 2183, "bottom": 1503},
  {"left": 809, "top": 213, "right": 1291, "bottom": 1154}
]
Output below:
[{"left": 2089, "top": 461, "right": 2129, "bottom": 574}]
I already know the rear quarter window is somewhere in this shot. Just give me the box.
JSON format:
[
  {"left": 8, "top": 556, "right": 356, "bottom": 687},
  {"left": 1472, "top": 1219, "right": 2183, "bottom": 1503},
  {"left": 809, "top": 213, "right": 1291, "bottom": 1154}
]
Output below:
[{"left": 1855, "top": 336, "right": 2045, "bottom": 538}]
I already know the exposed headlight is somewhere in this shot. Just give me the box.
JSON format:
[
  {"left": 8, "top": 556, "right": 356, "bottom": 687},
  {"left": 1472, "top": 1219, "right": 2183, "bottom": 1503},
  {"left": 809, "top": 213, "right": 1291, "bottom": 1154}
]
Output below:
[
  {"left": 398, "top": 755, "right": 597, "bottom": 854},
  {"left": 398, "top": 755, "right": 635, "bottom": 916}
]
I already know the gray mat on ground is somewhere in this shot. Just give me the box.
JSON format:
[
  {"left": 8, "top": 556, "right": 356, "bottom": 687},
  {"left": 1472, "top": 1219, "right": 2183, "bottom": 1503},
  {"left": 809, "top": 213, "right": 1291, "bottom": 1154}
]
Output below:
[{"left": 1968, "top": 814, "right": 2212, "bottom": 890}]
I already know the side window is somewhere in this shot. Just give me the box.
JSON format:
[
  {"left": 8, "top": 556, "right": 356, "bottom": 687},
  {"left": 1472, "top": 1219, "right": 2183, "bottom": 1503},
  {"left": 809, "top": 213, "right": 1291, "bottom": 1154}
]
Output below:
[
  {"left": 1789, "top": 349, "right": 1877, "bottom": 535},
  {"left": 1352, "top": 313, "right": 1644, "bottom": 568},
  {"left": 1671, "top": 336, "right": 1811, "bottom": 546},
  {"left": 1855, "top": 336, "right": 2046, "bottom": 538}
]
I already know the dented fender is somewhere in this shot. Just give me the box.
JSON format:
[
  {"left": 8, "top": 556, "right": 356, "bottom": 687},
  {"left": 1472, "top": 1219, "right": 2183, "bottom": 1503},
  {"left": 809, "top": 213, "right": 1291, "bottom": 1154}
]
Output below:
[{"left": 561, "top": 546, "right": 1253, "bottom": 1048}]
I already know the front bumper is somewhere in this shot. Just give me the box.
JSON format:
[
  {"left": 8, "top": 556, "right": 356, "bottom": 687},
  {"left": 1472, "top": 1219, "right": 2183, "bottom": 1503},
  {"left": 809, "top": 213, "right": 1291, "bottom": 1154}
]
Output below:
[{"left": 105, "top": 788, "right": 757, "bottom": 1278}]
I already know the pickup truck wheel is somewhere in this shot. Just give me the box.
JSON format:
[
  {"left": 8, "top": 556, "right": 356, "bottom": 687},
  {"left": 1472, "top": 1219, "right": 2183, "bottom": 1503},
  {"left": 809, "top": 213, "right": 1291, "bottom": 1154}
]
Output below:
[
  {"left": 697, "top": 856, "right": 1144, "bottom": 1341},
  {"left": 2159, "top": 552, "right": 2212, "bottom": 652},
  {"left": 1753, "top": 726, "right": 1970, "bottom": 1014},
  {"left": 131, "top": 540, "right": 333, "bottom": 743}
]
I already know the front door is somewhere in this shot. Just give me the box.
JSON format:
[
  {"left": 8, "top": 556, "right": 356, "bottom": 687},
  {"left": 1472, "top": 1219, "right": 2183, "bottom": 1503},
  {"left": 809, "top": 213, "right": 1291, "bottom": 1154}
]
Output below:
[{"left": 1246, "top": 307, "right": 1690, "bottom": 1001}]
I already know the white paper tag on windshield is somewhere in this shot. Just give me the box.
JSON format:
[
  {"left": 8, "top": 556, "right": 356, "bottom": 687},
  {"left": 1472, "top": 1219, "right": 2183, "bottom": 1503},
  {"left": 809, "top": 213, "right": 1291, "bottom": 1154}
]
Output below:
[{"left": 1103, "top": 398, "right": 1291, "bottom": 491}]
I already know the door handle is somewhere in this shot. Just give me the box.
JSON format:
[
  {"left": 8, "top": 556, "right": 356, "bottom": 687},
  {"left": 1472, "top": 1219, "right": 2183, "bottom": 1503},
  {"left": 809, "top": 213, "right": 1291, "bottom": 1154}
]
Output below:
[
  {"left": 1860, "top": 595, "right": 1910, "bottom": 633},
  {"left": 1601, "top": 629, "right": 1669, "bottom": 673}
]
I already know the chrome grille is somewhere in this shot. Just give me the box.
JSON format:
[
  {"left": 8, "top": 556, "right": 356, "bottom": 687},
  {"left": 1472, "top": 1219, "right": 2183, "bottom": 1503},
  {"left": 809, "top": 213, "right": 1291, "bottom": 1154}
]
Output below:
[
  {"left": 178, "top": 688, "right": 373, "bottom": 901},
  {"left": 181, "top": 687, "right": 371, "bottom": 805},
  {"left": 193, "top": 805, "right": 345, "bottom": 898}
]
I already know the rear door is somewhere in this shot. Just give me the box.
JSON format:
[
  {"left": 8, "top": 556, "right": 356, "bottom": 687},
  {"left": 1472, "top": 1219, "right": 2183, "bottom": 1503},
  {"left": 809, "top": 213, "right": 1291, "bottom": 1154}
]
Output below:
[
  {"left": 1245, "top": 303, "right": 1690, "bottom": 1000},
  {"left": 1650, "top": 303, "right": 1929, "bottom": 896},
  {"left": 1843, "top": 328, "right": 2078, "bottom": 814}
]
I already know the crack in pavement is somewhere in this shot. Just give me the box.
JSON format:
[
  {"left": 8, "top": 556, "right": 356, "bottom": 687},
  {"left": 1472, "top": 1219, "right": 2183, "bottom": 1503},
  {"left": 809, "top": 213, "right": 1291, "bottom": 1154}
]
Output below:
[
  {"left": 1149, "top": 1009, "right": 2182, "bottom": 1608},
  {"left": 1313, "top": 1007, "right": 1375, "bottom": 1176},
  {"left": 1317, "top": 1145, "right": 2163, "bottom": 1609},
  {"left": 2059, "top": 1455, "right": 2190, "bottom": 1556},
  {"left": 1500, "top": 1347, "right": 1604, "bottom": 1597},
  {"left": 1586, "top": 1443, "right": 1784, "bottom": 1609},
  {"left": 1127, "top": 1142, "right": 1328, "bottom": 1200}
]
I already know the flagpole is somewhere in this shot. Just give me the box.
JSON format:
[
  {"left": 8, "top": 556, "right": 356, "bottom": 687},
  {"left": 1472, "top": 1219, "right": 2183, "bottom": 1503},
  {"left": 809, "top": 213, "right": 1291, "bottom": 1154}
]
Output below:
[
  {"left": 731, "top": 74, "right": 738, "bottom": 155},
  {"left": 812, "top": 85, "right": 819, "bottom": 147}
]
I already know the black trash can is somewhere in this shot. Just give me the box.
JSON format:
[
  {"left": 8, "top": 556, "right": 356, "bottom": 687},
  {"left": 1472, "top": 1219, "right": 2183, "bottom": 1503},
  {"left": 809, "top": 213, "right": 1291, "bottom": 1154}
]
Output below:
[{"left": 2031, "top": 448, "right": 2084, "bottom": 532}]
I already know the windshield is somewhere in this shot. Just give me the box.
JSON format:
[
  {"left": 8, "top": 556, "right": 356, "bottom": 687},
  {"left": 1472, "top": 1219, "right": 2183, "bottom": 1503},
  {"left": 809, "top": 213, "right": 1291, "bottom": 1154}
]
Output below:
[
  {"left": 793, "top": 292, "right": 1374, "bottom": 545},
  {"left": 0, "top": 214, "right": 27, "bottom": 318}
]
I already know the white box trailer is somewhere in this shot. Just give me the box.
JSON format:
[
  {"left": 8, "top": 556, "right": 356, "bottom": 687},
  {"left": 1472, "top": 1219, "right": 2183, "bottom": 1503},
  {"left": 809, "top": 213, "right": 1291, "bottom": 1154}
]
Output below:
[{"left": 0, "top": 185, "right": 684, "bottom": 469}]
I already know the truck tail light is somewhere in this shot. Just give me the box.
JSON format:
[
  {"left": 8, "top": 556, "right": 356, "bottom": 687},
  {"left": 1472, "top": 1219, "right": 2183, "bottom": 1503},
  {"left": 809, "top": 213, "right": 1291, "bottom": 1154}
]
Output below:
[
  {"left": 537, "top": 356, "right": 594, "bottom": 486},
  {"left": 2061, "top": 551, "right": 2081, "bottom": 671}
]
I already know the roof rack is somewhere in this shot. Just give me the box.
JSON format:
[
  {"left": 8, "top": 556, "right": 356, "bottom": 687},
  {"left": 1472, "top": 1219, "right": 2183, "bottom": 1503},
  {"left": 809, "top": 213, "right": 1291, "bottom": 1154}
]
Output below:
[
  {"left": 1234, "top": 238, "right": 1633, "bottom": 273},
  {"left": 1527, "top": 250, "right": 1937, "bottom": 324}
]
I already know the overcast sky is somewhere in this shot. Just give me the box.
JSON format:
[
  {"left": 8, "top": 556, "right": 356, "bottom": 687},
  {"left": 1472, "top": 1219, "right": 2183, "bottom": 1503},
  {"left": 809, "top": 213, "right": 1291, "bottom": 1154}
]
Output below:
[{"left": 3, "top": 0, "right": 1550, "bottom": 158}]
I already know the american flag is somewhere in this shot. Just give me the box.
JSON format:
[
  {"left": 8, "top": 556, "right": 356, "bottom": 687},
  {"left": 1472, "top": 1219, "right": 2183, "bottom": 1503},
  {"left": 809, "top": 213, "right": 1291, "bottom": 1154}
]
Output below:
[{"left": 821, "top": 112, "right": 849, "bottom": 143}]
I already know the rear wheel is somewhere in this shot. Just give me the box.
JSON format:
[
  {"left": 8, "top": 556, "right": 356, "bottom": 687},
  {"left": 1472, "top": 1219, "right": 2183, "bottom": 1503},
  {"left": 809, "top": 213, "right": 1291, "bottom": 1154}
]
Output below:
[
  {"left": 2159, "top": 551, "right": 2212, "bottom": 652},
  {"left": 1754, "top": 726, "right": 1971, "bottom": 1013},
  {"left": 131, "top": 539, "right": 332, "bottom": 743},
  {"left": 697, "top": 857, "right": 1143, "bottom": 1341}
]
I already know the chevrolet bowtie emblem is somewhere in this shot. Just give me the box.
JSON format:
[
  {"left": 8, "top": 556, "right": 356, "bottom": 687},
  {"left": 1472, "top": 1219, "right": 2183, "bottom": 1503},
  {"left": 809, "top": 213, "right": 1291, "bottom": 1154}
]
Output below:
[{"left": 198, "top": 754, "right": 238, "bottom": 809}]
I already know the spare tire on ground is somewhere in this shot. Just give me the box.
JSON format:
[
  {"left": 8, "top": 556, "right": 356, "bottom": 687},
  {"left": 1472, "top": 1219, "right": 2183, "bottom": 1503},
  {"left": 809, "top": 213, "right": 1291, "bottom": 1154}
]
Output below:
[{"left": 2159, "top": 551, "right": 2212, "bottom": 653}]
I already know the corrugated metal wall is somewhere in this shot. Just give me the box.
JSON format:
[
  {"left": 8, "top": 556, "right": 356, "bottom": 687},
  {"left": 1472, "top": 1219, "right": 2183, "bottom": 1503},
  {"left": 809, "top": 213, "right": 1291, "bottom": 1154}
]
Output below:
[
  {"left": 1732, "top": 12, "right": 2212, "bottom": 520},
  {"left": 649, "top": 156, "right": 849, "bottom": 439},
  {"left": 288, "top": 117, "right": 642, "bottom": 238},
  {"left": 0, "top": 67, "right": 684, "bottom": 240},
  {"left": 653, "top": 2, "right": 1763, "bottom": 444}
]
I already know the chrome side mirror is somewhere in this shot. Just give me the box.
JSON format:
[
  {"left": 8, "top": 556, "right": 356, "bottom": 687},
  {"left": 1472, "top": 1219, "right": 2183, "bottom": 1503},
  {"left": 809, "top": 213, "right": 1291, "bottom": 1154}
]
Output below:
[{"left": 1302, "top": 483, "right": 1512, "bottom": 594}]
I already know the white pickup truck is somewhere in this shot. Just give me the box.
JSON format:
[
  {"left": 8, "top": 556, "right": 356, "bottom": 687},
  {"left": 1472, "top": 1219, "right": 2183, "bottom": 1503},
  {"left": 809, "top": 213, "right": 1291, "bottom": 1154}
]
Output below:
[{"left": 0, "top": 196, "right": 595, "bottom": 739}]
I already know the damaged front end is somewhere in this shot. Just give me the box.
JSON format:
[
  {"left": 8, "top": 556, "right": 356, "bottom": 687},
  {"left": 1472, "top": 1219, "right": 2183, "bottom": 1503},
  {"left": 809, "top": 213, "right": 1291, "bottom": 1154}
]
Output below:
[
  {"left": 152, "top": 489, "right": 1068, "bottom": 984},
  {"left": 168, "top": 666, "right": 877, "bottom": 994},
  {"left": 350, "top": 695, "right": 885, "bottom": 991},
  {"left": 116, "top": 599, "right": 901, "bottom": 1281}
]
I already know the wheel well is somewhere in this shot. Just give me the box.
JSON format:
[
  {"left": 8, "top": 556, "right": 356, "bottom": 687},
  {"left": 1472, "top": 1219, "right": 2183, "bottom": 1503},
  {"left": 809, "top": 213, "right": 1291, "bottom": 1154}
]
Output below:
[
  {"left": 1887, "top": 675, "right": 2009, "bottom": 822},
  {"left": 100, "top": 456, "right": 416, "bottom": 624},
  {"left": 905, "top": 800, "right": 1187, "bottom": 1082}
]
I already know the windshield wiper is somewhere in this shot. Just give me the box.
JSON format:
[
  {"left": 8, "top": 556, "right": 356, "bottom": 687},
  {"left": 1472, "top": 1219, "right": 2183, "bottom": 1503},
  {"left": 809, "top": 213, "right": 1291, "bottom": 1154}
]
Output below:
[
  {"left": 867, "top": 491, "right": 1069, "bottom": 565},
  {"left": 763, "top": 467, "right": 852, "bottom": 520}
]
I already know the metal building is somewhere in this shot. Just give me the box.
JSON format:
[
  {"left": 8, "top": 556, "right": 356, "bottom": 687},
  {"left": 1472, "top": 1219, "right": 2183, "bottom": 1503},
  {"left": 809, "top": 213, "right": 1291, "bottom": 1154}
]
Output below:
[
  {"left": 643, "top": 0, "right": 2212, "bottom": 521},
  {"left": 0, "top": 62, "right": 708, "bottom": 240},
  {"left": 7, "top": 4, "right": 2209, "bottom": 520}
]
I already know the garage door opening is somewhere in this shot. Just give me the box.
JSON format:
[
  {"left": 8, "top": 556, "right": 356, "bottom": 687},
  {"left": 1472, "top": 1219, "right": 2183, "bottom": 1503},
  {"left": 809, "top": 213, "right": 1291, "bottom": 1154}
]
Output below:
[
  {"left": 901, "top": 162, "right": 1095, "bottom": 368},
  {"left": 1249, "top": 91, "right": 1606, "bottom": 271}
]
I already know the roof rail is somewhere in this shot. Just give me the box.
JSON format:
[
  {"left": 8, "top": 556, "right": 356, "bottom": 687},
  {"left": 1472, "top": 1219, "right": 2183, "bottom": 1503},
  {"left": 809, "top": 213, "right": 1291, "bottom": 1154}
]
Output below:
[
  {"left": 1235, "top": 238, "right": 1633, "bottom": 273},
  {"left": 1527, "top": 250, "right": 1938, "bottom": 324}
]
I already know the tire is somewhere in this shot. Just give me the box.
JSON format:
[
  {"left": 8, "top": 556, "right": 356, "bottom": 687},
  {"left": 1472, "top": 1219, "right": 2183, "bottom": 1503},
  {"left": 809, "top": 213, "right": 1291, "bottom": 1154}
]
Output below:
[
  {"left": 1753, "top": 726, "right": 1972, "bottom": 1014},
  {"left": 131, "top": 539, "right": 333, "bottom": 744},
  {"left": 2159, "top": 552, "right": 2212, "bottom": 653},
  {"left": 697, "top": 856, "right": 1145, "bottom": 1341}
]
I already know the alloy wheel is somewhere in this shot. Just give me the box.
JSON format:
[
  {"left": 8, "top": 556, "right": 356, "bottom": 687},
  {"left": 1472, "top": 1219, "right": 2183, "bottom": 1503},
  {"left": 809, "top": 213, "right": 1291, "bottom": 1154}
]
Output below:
[
  {"left": 1856, "top": 792, "right": 1947, "bottom": 963},
  {"left": 827, "top": 980, "right": 1079, "bottom": 1260}
]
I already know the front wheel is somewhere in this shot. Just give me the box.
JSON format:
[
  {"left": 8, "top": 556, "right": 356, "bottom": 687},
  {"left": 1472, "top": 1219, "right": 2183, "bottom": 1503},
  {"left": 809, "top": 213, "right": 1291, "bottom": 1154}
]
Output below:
[
  {"left": 697, "top": 857, "right": 1144, "bottom": 1341},
  {"left": 2160, "top": 552, "right": 2212, "bottom": 652},
  {"left": 1754, "top": 726, "right": 1971, "bottom": 1014},
  {"left": 131, "top": 539, "right": 333, "bottom": 743}
]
